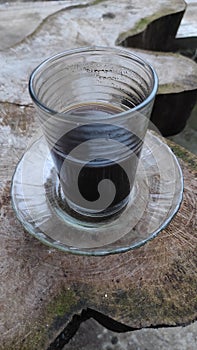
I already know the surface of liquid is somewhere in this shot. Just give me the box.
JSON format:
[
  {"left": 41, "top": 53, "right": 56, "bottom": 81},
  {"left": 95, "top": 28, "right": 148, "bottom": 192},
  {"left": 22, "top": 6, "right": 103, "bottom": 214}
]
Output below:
[{"left": 50, "top": 103, "right": 143, "bottom": 217}]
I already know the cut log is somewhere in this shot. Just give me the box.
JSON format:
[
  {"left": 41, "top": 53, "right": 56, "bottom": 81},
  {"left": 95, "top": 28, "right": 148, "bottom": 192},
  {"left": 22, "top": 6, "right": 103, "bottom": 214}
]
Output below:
[
  {"left": 176, "top": 0, "right": 197, "bottom": 43},
  {"left": 117, "top": 10, "right": 185, "bottom": 51},
  {"left": 0, "top": 106, "right": 196, "bottom": 349},
  {"left": 0, "top": 0, "right": 186, "bottom": 51},
  {"left": 128, "top": 49, "right": 197, "bottom": 136},
  {"left": 0, "top": 0, "right": 196, "bottom": 135},
  {"left": 0, "top": 0, "right": 92, "bottom": 51},
  {"left": 0, "top": 1, "right": 197, "bottom": 349},
  {"left": 174, "top": 0, "right": 197, "bottom": 61}
]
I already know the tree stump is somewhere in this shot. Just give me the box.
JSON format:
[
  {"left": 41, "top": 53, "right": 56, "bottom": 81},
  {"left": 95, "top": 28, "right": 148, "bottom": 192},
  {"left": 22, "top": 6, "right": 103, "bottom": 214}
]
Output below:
[
  {"left": 0, "top": 0, "right": 196, "bottom": 135},
  {"left": 0, "top": 1, "right": 196, "bottom": 349},
  {"left": 175, "top": 0, "right": 197, "bottom": 50}
]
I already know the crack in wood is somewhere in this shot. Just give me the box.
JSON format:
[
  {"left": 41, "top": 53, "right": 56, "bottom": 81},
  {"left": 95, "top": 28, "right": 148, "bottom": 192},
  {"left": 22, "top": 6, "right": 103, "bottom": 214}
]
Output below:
[
  {"left": 47, "top": 308, "right": 136, "bottom": 350},
  {"left": 47, "top": 307, "right": 197, "bottom": 350}
]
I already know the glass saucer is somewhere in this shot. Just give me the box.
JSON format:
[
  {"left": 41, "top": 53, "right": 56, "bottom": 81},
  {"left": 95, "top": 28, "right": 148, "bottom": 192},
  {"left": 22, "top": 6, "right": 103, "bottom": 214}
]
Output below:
[{"left": 11, "top": 130, "right": 183, "bottom": 256}]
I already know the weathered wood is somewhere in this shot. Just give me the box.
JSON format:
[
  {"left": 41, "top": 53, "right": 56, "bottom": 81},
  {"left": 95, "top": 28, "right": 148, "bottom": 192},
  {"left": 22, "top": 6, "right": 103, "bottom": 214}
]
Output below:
[
  {"left": 0, "top": 1, "right": 197, "bottom": 349},
  {"left": 117, "top": 0, "right": 197, "bottom": 51},
  {"left": 0, "top": 104, "right": 197, "bottom": 350},
  {"left": 0, "top": 0, "right": 186, "bottom": 51},
  {"left": 117, "top": 9, "right": 185, "bottom": 51},
  {"left": 176, "top": 0, "right": 197, "bottom": 40},
  {"left": 128, "top": 50, "right": 197, "bottom": 135},
  {"left": 0, "top": 1, "right": 196, "bottom": 136},
  {"left": 174, "top": 0, "right": 197, "bottom": 60}
]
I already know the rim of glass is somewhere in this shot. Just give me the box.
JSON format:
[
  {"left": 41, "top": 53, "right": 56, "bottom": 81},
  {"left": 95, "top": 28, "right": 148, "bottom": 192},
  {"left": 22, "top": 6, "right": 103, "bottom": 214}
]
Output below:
[{"left": 29, "top": 46, "right": 158, "bottom": 118}]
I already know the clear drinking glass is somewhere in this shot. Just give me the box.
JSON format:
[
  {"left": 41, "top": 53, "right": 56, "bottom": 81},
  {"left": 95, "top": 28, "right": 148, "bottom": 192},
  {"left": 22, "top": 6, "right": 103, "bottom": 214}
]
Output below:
[{"left": 29, "top": 46, "right": 158, "bottom": 219}]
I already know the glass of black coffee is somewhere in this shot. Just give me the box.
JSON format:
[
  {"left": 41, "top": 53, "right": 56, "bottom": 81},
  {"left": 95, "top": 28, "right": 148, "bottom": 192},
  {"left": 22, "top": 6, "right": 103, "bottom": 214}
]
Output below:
[{"left": 29, "top": 46, "right": 158, "bottom": 219}]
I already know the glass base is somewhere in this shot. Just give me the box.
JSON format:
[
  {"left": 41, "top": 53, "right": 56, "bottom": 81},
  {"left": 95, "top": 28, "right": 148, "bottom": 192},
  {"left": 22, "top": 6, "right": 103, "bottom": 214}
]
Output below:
[
  {"left": 60, "top": 189, "right": 130, "bottom": 220},
  {"left": 11, "top": 130, "right": 183, "bottom": 256}
]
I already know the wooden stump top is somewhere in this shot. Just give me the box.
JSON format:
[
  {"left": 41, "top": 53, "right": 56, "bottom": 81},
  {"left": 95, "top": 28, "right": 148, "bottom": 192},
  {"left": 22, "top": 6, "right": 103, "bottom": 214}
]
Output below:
[
  {"left": 0, "top": 133, "right": 196, "bottom": 349},
  {"left": 0, "top": 1, "right": 196, "bottom": 349}
]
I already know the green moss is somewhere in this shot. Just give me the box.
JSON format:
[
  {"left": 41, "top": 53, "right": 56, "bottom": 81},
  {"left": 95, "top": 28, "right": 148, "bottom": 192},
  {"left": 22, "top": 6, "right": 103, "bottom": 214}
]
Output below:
[
  {"left": 17, "top": 289, "right": 79, "bottom": 350},
  {"left": 46, "top": 289, "right": 78, "bottom": 317},
  {"left": 116, "top": 13, "right": 160, "bottom": 45},
  {"left": 110, "top": 278, "right": 197, "bottom": 327},
  {"left": 116, "top": 8, "right": 179, "bottom": 45},
  {"left": 116, "top": 17, "right": 150, "bottom": 45},
  {"left": 89, "top": 251, "right": 197, "bottom": 327},
  {"left": 158, "top": 83, "right": 184, "bottom": 94},
  {"left": 91, "top": 0, "right": 107, "bottom": 5},
  {"left": 133, "top": 17, "right": 151, "bottom": 32},
  {"left": 167, "top": 141, "right": 197, "bottom": 172}
]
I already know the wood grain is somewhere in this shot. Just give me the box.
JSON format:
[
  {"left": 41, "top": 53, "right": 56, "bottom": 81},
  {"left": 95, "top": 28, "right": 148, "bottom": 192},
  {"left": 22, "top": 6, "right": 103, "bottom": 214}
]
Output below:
[
  {"left": 0, "top": 0, "right": 196, "bottom": 349},
  {"left": 0, "top": 104, "right": 196, "bottom": 350}
]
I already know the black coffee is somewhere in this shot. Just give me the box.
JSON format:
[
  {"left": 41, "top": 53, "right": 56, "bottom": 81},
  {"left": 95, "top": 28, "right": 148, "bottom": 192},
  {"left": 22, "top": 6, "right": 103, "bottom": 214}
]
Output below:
[{"left": 50, "top": 104, "right": 143, "bottom": 216}]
